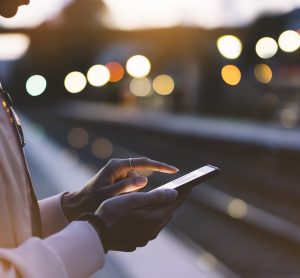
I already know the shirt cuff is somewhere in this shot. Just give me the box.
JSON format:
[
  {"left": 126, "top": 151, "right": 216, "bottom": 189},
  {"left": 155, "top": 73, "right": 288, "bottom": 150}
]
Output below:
[
  {"left": 44, "top": 221, "right": 105, "bottom": 278},
  {"left": 39, "top": 193, "right": 69, "bottom": 237}
]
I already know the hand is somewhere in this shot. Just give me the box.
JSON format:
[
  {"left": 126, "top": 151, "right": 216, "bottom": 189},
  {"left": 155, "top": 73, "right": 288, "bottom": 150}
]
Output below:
[
  {"left": 62, "top": 157, "right": 178, "bottom": 221},
  {"left": 95, "top": 189, "right": 178, "bottom": 252}
]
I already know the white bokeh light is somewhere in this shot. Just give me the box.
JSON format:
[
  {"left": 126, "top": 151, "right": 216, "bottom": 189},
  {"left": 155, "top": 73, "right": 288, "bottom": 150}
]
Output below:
[
  {"left": 130, "top": 77, "right": 152, "bottom": 97},
  {"left": 126, "top": 55, "right": 151, "bottom": 78},
  {"left": 26, "top": 75, "right": 47, "bottom": 96},
  {"left": 0, "top": 34, "right": 30, "bottom": 60},
  {"left": 217, "top": 35, "right": 242, "bottom": 59},
  {"left": 256, "top": 37, "right": 278, "bottom": 59},
  {"left": 278, "top": 30, "right": 300, "bottom": 53},
  {"left": 87, "top": 65, "right": 110, "bottom": 87},
  {"left": 64, "top": 71, "right": 87, "bottom": 93}
]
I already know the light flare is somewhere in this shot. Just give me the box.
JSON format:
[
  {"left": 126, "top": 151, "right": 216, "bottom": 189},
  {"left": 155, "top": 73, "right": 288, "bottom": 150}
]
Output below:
[
  {"left": 256, "top": 37, "right": 278, "bottom": 59},
  {"left": 87, "top": 65, "right": 110, "bottom": 87},
  {"left": 227, "top": 199, "right": 247, "bottom": 219},
  {"left": 26, "top": 75, "right": 47, "bottom": 96},
  {"left": 217, "top": 35, "right": 242, "bottom": 59},
  {"left": 64, "top": 71, "right": 87, "bottom": 93},
  {"left": 0, "top": 33, "right": 30, "bottom": 61},
  {"left": 153, "top": 75, "right": 175, "bottom": 96},
  {"left": 106, "top": 62, "right": 125, "bottom": 82},
  {"left": 254, "top": 64, "right": 273, "bottom": 84},
  {"left": 126, "top": 55, "right": 151, "bottom": 78},
  {"left": 278, "top": 30, "right": 300, "bottom": 53},
  {"left": 68, "top": 127, "right": 89, "bottom": 149},
  {"left": 130, "top": 77, "right": 152, "bottom": 97},
  {"left": 221, "top": 65, "right": 241, "bottom": 86}
]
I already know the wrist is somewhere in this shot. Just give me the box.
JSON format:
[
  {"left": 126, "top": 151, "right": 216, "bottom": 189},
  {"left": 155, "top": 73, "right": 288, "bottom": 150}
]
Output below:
[{"left": 61, "top": 192, "right": 83, "bottom": 222}]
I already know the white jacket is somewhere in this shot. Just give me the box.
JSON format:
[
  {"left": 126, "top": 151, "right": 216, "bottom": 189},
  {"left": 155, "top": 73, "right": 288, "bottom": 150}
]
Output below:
[{"left": 0, "top": 85, "right": 105, "bottom": 277}]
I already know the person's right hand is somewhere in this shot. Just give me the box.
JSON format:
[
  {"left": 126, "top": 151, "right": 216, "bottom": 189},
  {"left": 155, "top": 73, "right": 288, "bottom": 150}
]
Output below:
[{"left": 95, "top": 189, "right": 178, "bottom": 252}]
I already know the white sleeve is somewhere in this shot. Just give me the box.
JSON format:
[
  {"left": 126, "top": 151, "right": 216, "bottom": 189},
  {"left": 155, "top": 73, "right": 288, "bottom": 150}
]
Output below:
[
  {"left": 0, "top": 221, "right": 105, "bottom": 278},
  {"left": 39, "top": 193, "right": 69, "bottom": 237}
]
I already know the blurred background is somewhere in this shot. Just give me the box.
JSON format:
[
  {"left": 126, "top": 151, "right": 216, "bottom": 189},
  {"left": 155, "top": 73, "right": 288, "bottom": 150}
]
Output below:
[{"left": 3, "top": 0, "right": 300, "bottom": 277}]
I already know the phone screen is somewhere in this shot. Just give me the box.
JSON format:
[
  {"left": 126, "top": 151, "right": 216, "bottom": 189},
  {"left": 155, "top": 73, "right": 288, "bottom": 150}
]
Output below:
[{"left": 151, "top": 165, "right": 219, "bottom": 191}]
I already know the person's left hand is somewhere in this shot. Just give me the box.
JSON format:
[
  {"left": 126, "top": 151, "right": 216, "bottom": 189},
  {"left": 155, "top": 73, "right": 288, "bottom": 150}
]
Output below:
[{"left": 62, "top": 157, "right": 178, "bottom": 221}]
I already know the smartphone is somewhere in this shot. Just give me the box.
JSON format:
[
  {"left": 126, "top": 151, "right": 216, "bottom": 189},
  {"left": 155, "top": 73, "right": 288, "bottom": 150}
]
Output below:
[{"left": 150, "top": 165, "right": 220, "bottom": 192}]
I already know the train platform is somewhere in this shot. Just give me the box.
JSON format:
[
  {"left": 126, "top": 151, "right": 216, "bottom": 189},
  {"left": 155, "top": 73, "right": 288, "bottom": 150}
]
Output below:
[
  {"left": 21, "top": 102, "right": 300, "bottom": 276},
  {"left": 22, "top": 115, "right": 237, "bottom": 278},
  {"left": 55, "top": 101, "right": 300, "bottom": 152}
]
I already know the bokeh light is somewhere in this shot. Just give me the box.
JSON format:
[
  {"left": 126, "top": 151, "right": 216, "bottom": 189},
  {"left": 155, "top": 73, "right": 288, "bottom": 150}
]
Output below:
[
  {"left": 67, "top": 127, "right": 89, "bottom": 149},
  {"left": 26, "top": 75, "right": 47, "bottom": 96},
  {"left": 278, "top": 30, "right": 300, "bottom": 53},
  {"left": 221, "top": 65, "right": 242, "bottom": 86},
  {"left": 217, "top": 35, "right": 242, "bottom": 59},
  {"left": 227, "top": 199, "right": 247, "bottom": 219},
  {"left": 87, "top": 65, "right": 110, "bottom": 87},
  {"left": 91, "top": 138, "right": 113, "bottom": 159},
  {"left": 280, "top": 108, "right": 298, "bottom": 128},
  {"left": 254, "top": 64, "right": 273, "bottom": 84},
  {"left": 0, "top": 33, "right": 30, "bottom": 61},
  {"left": 153, "top": 75, "right": 175, "bottom": 95},
  {"left": 261, "top": 93, "right": 280, "bottom": 109},
  {"left": 130, "top": 78, "right": 152, "bottom": 97},
  {"left": 64, "top": 71, "right": 87, "bottom": 93},
  {"left": 255, "top": 37, "right": 278, "bottom": 59},
  {"left": 199, "top": 253, "right": 218, "bottom": 269},
  {"left": 106, "top": 62, "right": 125, "bottom": 82},
  {"left": 126, "top": 55, "right": 151, "bottom": 78}
]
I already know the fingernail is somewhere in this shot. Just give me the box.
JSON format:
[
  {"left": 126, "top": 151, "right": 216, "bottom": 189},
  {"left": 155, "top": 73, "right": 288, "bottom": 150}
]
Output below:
[
  {"left": 165, "top": 189, "right": 178, "bottom": 200},
  {"left": 134, "top": 176, "right": 148, "bottom": 185},
  {"left": 168, "top": 165, "right": 179, "bottom": 172}
]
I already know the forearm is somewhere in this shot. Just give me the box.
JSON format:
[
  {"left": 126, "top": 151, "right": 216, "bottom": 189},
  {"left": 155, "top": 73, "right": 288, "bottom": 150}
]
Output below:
[{"left": 0, "top": 222, "right": 104, "bottom": 278}]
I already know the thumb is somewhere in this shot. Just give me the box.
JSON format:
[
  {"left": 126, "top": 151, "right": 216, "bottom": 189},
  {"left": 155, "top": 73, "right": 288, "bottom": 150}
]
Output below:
[
  {"left": 133, "top": 189, "right": 178, "bottom": 208},
  {"left": 108, "top": 176, "right": 148, "bottom": 196}
]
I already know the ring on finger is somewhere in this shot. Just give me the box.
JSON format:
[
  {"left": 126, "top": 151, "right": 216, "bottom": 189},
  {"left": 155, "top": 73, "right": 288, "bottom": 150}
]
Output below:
[{"left": 129, "top": 157, "right": 134, "bottom": 171}]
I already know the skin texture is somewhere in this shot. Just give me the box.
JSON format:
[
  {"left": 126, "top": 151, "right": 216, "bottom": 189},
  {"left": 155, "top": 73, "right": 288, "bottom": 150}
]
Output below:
[{"left": 0, "top": 0, "right": 29, "bottom": 18}]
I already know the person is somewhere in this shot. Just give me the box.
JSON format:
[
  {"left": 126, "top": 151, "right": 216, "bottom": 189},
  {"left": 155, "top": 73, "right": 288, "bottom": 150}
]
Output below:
[{"left": 0, "top": 1, "right": 190, "bottom": 277}]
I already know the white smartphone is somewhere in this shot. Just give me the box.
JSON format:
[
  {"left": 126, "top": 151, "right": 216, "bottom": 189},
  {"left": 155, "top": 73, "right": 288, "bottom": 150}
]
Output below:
[{"left": 150, "top": 165, "right": 220, "bottom": 192}]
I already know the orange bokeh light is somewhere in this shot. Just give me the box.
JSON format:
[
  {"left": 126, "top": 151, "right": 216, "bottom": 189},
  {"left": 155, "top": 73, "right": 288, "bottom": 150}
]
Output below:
[
  {"left": 221, "top": 65, "right": 242, "bottom": 86},
  {"left": 106, "top": 62, "right": 125, "bottom": 82}
]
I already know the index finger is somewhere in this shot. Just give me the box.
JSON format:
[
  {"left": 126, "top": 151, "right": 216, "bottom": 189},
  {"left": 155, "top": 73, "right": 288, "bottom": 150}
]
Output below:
[{"left": 130, "top": 157, "right": 179, "bottom": 173}]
